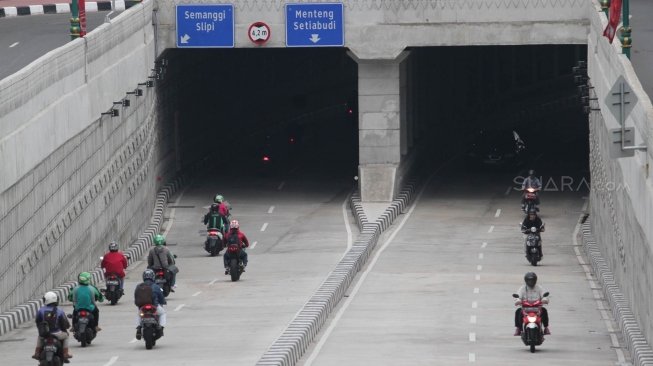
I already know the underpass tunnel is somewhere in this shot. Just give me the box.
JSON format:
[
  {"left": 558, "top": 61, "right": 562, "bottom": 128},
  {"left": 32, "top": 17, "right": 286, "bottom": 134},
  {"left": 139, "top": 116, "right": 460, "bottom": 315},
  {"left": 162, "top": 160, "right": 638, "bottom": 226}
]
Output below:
[{"left": 161, "top": 48, "right": 359, "bottom": 181}]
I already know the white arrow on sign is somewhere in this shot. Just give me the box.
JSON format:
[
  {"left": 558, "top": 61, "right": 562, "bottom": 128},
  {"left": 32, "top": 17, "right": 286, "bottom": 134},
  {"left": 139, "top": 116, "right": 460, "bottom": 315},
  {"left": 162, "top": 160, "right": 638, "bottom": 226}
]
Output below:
[
  {"left": 309, "top": 34, "right": 320, "bottom": 43},
  {"left": 180, "top": 34, "right": 191, "bottom": 44}
]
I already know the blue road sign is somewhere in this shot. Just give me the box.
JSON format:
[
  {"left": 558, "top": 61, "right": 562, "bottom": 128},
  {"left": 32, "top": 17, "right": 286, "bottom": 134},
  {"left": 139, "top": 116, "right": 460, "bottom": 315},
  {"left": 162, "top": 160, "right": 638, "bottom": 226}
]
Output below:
[
  {"left": 285, "top": 3, "right": 344, "bottom": 47},
  {"left": 176, "top": 4, "right": 234, "bottom": 48}
]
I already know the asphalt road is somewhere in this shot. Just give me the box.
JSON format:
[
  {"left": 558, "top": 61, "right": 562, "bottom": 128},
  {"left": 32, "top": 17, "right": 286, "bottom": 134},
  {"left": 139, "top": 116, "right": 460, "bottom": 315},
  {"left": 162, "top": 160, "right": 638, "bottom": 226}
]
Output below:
[
  {"left": 631, "top": 0, "right": 653, "bottom": 102},
  {"left": 0, "top": 12, "right": 110, "bottom": 81},
  {"left": 298, "top": 161, "right": 629, "bottom": 366}
]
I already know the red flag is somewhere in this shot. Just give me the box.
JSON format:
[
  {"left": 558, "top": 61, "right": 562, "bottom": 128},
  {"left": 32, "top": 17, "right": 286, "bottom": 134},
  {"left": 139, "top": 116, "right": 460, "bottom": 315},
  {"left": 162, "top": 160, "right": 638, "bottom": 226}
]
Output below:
[{"left": 603, "top": 0, "right": 622, "bottom": 43}]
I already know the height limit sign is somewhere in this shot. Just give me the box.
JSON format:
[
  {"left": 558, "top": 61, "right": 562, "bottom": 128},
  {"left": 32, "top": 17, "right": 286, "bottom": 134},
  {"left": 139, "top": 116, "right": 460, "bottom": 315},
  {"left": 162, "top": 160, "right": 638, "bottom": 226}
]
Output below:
[{"left": 249, "top": 22, "right": 271, "bottom": 45}]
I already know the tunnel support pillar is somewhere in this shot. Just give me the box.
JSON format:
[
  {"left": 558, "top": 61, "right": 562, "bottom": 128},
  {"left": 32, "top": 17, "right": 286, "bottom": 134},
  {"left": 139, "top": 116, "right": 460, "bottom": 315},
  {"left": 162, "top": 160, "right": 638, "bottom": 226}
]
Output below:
[{"left": 350, "top": 50, "right": 410, "bottom": 202}]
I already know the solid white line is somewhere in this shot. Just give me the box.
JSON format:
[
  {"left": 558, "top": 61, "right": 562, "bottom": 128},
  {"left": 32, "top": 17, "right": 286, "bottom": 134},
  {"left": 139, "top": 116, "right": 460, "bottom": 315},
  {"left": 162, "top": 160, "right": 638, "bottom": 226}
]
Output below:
[
  {"left": 303, "top": 167, "right": 434, "bottom": 366},
  {"left": 341, "top": 192, "right": 354, "bottom": 258},
  {"left": 469, "top": 332, "right": 476, "bottom": 342},
  {"left": 470, "top": 315, "right": 477, "bottom": 324},
  {"left": 250, "top": 241, "right": 258, "bottom": 249},
  {"left": 495, "top": 209, "right": 501, "bottom": 217},
  {"left": 192, "top": 291, "right": 201, "bottom": 297},
  {"left": 277, "top": 181, "right": 285, "bottom": 190},
  {"left": 267, "top": 206, "right": 275, "bottom": 214},
  {"left": 163, "top": 185, "right": 189, "bottom": 235},
  {"left": 174, "top": 304, "right": 185, "bottom": 312},
  {"left": 488, "top": 225, "right": 494, "bottom": 233},
  {"left": 481, "top": 242, "right": 487, "bottom": 249},
  {"left": 260, "top": 223, "right": 268, "bottom": 231},
  {"left": 475, "top": 274, "right": 481, "bottom": 281},
  {"left": 129, "top": 338, "right": 137, "bottom": 343},
  {"left": 9, "top": 42, "right": 19, "bottom": 48},
  {"left": 473, "top": 287, "right": 479, "bottom": 294},
  {"left": 104, "top": 356, "right": 119, "bottom": 366},
  {"left": 209, "top": 278, "right": 218, "bottom": 285},
  {"left": 478, "top": 253, "right": 484, "bottom": 260},
  {"left": 469, "top": 353, "right": 476, "bottom": 362},
  {"left": 472, "top": 301, "right": 478, "bottom": 309},
  {"left": 476, "top": 265, "right": 482, "bottom": 271}
]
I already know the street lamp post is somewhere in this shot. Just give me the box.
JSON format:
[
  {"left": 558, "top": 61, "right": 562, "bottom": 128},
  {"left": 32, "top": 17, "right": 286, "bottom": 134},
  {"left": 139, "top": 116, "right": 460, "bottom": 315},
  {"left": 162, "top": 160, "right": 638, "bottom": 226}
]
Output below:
[
  {"left": 620, "top": 0, "right": 632, "bottom": 59},
  {"left": 70, "top": 0, "right": 80, "bottom": 39}
]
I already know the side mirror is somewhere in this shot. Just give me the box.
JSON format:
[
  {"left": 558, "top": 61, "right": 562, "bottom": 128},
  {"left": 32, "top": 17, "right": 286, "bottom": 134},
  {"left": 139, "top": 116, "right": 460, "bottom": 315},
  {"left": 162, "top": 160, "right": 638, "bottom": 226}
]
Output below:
[
  {"left": 543, "top": 292, "right": 550, "bottom": 297},
  {"left": 512, "top": 294, "right": 519, "bottom": 298}
]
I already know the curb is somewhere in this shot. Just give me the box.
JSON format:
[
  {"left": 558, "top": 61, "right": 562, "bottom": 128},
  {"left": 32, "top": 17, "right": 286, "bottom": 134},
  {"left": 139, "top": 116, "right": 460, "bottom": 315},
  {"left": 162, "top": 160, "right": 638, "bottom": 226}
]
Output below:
[
  {"left": 256, "top": 179, "right": 419, "bottom": 366},
  {"left": 578, "top": 220, "right": 653, "bottom": 366},
  {"left": 0, "top": 174, "right": 187, "bottom": 337},
  {"left": 0, "top": 0, "right": 140, "bottom": 17}
]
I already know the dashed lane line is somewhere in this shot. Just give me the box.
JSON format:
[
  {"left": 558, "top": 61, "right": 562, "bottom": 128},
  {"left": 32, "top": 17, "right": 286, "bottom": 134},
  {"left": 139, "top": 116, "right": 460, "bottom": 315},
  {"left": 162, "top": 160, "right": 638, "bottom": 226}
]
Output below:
[
  {"left": 476, "top": 265, "right": 482, "bottom": 271},
  {"left": 469, "top": 353, "right": 476, "bottom": 362},
  {"left": 472, "top": 301, "right": 478, "bottom": 309},
  {"left": 174, "top": 304, "right": 185, "bottom": 312},
  {"left": 192, "top": 291, "right": 201, "bottom": 297},
  {"left": 487, "top": 225, "right": 494, "bottom": 233},
  {"left": 473, "top": 288, "right": 479, "bottom": 294},
  {"left": 469, "top": 332, "right": 476, "bottom": 342},
  {"left": 104, "top": 356, "right": 119, "bottom": 366},
  {"left": 251, "top": 241, "right": 257, "bottom": 249},
  {"left": 209, "top": 278, "right": 218, "bottom": 285},
  {"left": 268, "top": 206, "right": 275, "bottom": 214},
  {"left": 494, "top": 209, "right": 501, "bottom": 217},
  {"left": 277, "top": 181, "right": 285, "bottom": 190},
  {"left": 478, "top": 253, "right": 484, "bottom": 260},
  {"left": 260, "top": 223, "right": 268, "bottom": 232},
  {"left": 9, "top": 42, "right": 19, "bottom": 48},
  {"left": 470, "top": 315, "right": 477, "bottom": 324},
  {"left": 475, "top": 274, "right": 481, "bottom": 281},
  {"left": 481, "top": 242, "right": 487, "bottom": 249},
  {"left": 129, "top": 338, "right": 137, "bottom": 343}
]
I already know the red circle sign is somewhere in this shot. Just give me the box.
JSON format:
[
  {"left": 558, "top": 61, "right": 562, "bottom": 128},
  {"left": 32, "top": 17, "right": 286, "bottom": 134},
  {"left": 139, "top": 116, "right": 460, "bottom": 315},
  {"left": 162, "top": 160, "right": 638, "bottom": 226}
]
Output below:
[{"left": 248, "top": 22, "right": 271, "bottom": 45}]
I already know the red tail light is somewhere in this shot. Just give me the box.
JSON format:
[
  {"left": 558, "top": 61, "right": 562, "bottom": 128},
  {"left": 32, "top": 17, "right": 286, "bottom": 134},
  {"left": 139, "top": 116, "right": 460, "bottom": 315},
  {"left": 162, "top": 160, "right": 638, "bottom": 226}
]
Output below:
[
  {"left": 47, "top": 338, "right": 55, "bottom": 345},
  {"left": 208, "top": 230, "right": 219, "bottom": 236},
  {"left": 144, "top": 304, "right": 153, "bottom": 310},
  {"left": 262, "top": 155, "right": 270, "bottom": 162},
  {"left": 157, "top": 271, "right": 164, "bottom": 276},
  {"left": 80, "top": 310, "right": 88, "bottom": 317}
]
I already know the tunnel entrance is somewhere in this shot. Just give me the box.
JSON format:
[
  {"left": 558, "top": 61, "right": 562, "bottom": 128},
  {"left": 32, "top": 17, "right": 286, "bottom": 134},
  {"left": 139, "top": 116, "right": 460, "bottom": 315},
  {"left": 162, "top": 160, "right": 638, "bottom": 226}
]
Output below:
[{"left": 165, "top": 48, "right": 358, "bottom": 180}]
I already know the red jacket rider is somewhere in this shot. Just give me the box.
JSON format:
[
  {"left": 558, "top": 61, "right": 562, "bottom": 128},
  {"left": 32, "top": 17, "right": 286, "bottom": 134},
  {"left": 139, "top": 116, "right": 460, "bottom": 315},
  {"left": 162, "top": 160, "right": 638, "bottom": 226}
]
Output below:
[{"left": 101, "top": 242, "right": 128, "bottom": 278}]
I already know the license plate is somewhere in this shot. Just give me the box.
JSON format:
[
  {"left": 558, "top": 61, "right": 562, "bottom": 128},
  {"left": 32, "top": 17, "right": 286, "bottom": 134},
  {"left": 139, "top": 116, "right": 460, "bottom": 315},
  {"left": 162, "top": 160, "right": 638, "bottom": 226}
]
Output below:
[
  {"left": 106, "top": 280, "right": 119, "bottom": 286},
  {"left": 155, "top": 279, "right": 165, "bottom": 284},
  {"left": 44, "top": 345, "right": 56, "bottom": 352},
  {"left": 79, "top": 318, "right": 89, "bottom": 323},
  {"left": 141, "top": 318, "right": 158, "bottom": 324}
]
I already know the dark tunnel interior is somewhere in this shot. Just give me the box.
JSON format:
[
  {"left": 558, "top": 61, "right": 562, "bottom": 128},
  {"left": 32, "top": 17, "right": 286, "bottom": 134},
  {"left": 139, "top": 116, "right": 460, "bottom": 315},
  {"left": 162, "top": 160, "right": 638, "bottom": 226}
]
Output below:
[{"left": 160, "top": 44, "right": 588, "bottom": 184}]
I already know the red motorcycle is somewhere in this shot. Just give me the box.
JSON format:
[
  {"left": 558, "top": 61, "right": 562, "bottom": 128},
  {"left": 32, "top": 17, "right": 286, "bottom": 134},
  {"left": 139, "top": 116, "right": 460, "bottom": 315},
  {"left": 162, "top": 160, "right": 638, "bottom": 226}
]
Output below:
[
  {"left": 225, "top": 242, "right": 244, "bottom": 282},
  {"left": 513, "top": 292, "right": 549, "bottom": 353},
  {"left": 523, "top": 187, "right": 540, "bottom": 213},
  {"left": 139, "top": 304, "right": 162, "bottom": 350},
  {"left": 154, "top": 270, "right": 171, "bottom": 297}
]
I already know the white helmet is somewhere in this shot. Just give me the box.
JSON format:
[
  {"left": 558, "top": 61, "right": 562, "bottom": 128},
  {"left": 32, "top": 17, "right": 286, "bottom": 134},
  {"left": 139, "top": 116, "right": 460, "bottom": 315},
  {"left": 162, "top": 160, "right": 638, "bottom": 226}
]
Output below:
[{"left": 43, "top": 292, "right": 58, "bottom": 305}]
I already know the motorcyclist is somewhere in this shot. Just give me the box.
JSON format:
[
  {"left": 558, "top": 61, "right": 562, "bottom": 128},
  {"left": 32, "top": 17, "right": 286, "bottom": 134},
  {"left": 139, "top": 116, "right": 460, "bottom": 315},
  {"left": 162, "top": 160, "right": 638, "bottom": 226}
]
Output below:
[
  {"left": 32, "top": 292, "right": 72, "bottom": 362},
  {"left": 101, "top": 241, "right": 128, "bottom": 291},
  {"left": 521, "top": 169, "right": 542, "bottom": 210},
  {"left": 521, "top": 209, "right": 545, "bottom": 258},
  {"left": 135, "top": 269, "right": 167, "bottom": 339},
  {"left": 223, "top": 219, "right": 250, "bottom": 274},
  {"left": 147, "top": 234, "right": 177, "bottom": 291},
  {"left": 514, "top": 272, "right": 550, "bottom": 336},
  {"left": 215, "top": 194, "right": 231, "bottom": 229},
  {"left": 68, "top": 272, "right": 104, "bottom": 333},
  {"left": 204, "top": 203, "right": 225, "bottom": 233}
]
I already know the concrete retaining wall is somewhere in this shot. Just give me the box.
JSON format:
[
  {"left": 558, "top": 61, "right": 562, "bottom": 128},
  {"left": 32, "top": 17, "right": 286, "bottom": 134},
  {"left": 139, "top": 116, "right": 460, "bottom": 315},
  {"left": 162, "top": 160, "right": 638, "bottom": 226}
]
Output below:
[
  {"left": 256, "top": 179, "right": 419, "bottom": 365},
  {"left": 586, "top": 1, "right": 653, "bottom": 365},
  {"left": 0, "top": 0, "right": 174, "bottom": 314}
]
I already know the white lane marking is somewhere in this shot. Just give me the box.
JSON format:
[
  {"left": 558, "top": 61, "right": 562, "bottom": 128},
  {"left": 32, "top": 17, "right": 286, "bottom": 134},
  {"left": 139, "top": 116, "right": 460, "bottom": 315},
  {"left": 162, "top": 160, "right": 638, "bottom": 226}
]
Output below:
[
  {"left": 572, "top": 199, "right": 626, "bottom": 364},
  {"left": 341, "top": 192, "right": 354, "bottom": 257},
  {"left": 469, "top": 332, "right": 476, "bottom": 342},
  {"left": 472, "top": 301, "right": 478, "bottom": 308},
  {"left": 250, "top": 241, "right": 257, "bottom": 249},
  {"left": 278, "top": 181, "right": 285, "bottom": 190},
  {"left": 129, "top": 338, "right": 138, "bottom": 343},
  {"left": 9, "top": 42, "right": 19, "bottom": 48},
  {"left": 476, "top": 265, "right": 482, "bottom": 271},
  {"left": 494, "top": 209, "right": 501, "bottom": 217},
  {"left": 505, "top": 186, "right": 513, "bottom": 195},
  {"left": 104, "top": 356, "right": 119, "bottom": 366},
  {"left": 163, "top": 185, "right": 189, "bottom": 235},
  {"left": 481, "top": 242, "right": 487, "bottom": 249},
  {"left": 303, "top": 166, "right": 436, "bottom": 366},
  {"left": 469, "top": 353, "right": 476, "bottom": 362},
  {"left": 478, "top": 253, "right": 484, "bottom": 260},
  {"left": 260, "top": 223, "right": 268, "bottom": 232},
  {"left": 470, "top": 315, "right": 477, "bottom": 324},
  {"left": 174, "top": 304, "right": 185, "bottom": 312},
  {"left": 192, "top": 291, "right": 201, "bottom": 297},
  {"left": 267, "top": 206, "right": 275, "bottom": 214},
  {"left": 487, "top": 225, "right": 494, "bottom": 233},
  {"left": 473, "top": 287, "right": 479, "bottom": 294},
  {"left": 475, "top": 274, "right": 481, "bottom": 281},
  {"left": 209, "top": 278, "right": 218, "bottom": 285}
]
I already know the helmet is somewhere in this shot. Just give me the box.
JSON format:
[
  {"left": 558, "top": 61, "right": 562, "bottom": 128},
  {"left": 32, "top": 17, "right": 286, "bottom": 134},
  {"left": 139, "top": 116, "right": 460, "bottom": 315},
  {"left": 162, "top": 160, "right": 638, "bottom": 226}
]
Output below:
[
  {"left": 154, "top": 234, "right": 165, "bottom": 246},
  {"left": 210, "top": 203, "right": 219, "bottom": 212},
  {"left": 109, "top": 241, "right": 118, "bottom": 252},
  {"left": 78, "top": 272, "right": 91, "bottom": 285},
  {"left": 524, "top": 272, "right": 537, "bottom": 288},
  {"left": 143, "top": 269, "right": 155, "bottom": 281},
  {"left": 214, "top": 194, "right": 224, "bottom": 203},
  {"left": 528, "top": 169, "right": 535, "bottom": 176},
  {"left": 229, "top": 219, "right": 239, "bottom": 230},
  {"left": 43, "top": 292, "right": 58, "bottom": 306}
]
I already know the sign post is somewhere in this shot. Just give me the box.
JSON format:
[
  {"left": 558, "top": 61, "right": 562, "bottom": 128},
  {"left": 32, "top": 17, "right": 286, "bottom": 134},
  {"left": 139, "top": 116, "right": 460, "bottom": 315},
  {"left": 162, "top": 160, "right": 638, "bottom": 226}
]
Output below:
[
  {"left": 285, "top": 3, "right": 344, "bottom": 47},
  {"left": 176, "top": 4, "right": 235, "bottom": 48}
]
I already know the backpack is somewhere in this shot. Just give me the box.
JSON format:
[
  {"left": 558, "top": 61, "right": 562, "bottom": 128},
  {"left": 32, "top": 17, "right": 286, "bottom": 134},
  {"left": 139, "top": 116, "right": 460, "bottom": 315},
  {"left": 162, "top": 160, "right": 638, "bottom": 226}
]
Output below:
[
  {"left": 208, "top": 214, "right": 221, "bottom": 229},
  {"left": 134, "top": 283, "right": 153, "bottom": 307},
  {"left": 227, "top": 234, "right": 240, "bottom": 246},
  {"left": 38, "top": 308, "right": 58, "bottom": 337}
]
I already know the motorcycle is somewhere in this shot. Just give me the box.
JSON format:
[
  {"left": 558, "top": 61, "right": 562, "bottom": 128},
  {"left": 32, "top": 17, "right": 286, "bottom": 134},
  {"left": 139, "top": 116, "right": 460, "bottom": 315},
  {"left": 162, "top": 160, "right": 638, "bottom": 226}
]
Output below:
[
  {"left": 103, "top": 272, "right": 123, "bottom": 305},
  {"left": 523, "top": 226, "right": 542, "bottom": 266},
  {"left": 204, "top": 229, "right": 224, "bottom": 257},
  {"left": 513, "top": 292, "right": 550, "bottom": 353},
  {"left": 154, "top": 270, "right": 171, "bottom": 297},
  {"left": 139, "top": 304, "right": 163, "bottom": 350},
  {"left": 523, "top": 187, "right": 539, "bottom": 213},
  {"left": 37, "top": 334, "right": 64, "bottom": 366},
  {"left": 68, "top": 309, "right": 96, "bottom": 347},
  {"left": 226, "top": 242, "right": 244, "bottom": 282}
]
